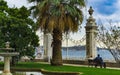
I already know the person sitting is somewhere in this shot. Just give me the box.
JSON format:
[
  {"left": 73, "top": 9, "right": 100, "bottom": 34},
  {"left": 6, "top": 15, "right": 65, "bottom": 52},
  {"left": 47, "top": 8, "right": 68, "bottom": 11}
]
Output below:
[
  {"left": 93, "top": 54, "right": 106, "bottom": 68},
  {"left": 88, "top": 56, "right": 94, "bottom": 67}
]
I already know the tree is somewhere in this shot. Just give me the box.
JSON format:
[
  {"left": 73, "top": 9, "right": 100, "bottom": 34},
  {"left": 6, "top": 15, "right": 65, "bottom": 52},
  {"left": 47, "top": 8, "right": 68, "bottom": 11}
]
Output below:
[
  {"left": 98, "top": 20, "right": 120, "bottom": 64},
  {"left": 0, "top": 0, "right": 39, "bottom": 65},
  {"left": 28, "top": 0, "right": 85, "bottom": 66},
  {"left": 0, "top": 0, "right": 9, "bottom": 47}
]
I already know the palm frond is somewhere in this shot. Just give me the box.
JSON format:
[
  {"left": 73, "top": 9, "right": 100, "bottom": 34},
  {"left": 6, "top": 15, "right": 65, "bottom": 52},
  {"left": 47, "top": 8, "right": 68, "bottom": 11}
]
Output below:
[
  {"left": 48, "top": 16, "right": 56, "bottom": 31},
  {"left": 58, "top": 16, "right": 65, "bottom": 31},
  {"left": 39, "top": 15, "right": 48, "bottom": 29},
  {"left": 28, "top": 0, "right": 85, "bottom": 33}
]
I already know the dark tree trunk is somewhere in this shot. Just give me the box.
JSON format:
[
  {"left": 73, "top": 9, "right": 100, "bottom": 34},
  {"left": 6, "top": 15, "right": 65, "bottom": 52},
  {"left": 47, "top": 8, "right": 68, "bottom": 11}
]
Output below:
[
  {"left": 11, "top": 56, "right": 16, "bottom": 66},
  {"left": 51, "top": 28, "right": 63, "bottom": 66},
  {"left": 10, "top": 44, "right": 18, "bottom": 66}
]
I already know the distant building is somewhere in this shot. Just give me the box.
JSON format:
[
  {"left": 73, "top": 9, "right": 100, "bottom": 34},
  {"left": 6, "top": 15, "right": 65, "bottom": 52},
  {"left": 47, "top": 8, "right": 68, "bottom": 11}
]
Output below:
[{"left": 35, "top": 46, "right": 44, "bottom": 59}]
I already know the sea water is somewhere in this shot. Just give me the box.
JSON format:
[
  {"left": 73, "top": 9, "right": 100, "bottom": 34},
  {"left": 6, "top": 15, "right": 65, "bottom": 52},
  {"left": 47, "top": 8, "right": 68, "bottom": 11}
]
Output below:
[{"left": 62, "top": 49, "right": 115, "bottom": 61}]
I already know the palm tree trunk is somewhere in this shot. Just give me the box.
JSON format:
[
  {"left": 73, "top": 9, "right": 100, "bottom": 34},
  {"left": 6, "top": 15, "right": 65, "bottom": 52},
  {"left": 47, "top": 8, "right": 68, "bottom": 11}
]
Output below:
[{"left": 51, "top": 28, "right": 63, "bottom": 66}]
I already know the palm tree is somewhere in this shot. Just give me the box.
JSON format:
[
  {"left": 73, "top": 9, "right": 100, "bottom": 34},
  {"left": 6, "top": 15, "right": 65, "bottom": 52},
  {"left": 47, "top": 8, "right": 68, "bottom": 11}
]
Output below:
[{"left": 28, "top": 0, "right": 85, "bottom": 66}]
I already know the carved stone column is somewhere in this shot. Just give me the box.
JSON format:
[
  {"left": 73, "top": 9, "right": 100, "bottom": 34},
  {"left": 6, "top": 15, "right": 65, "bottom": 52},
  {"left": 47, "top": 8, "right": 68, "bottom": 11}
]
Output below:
[
  {"left": 43, "top": 32, "right": 52, "bottom": 62},
  {"left": 85, "top": 6, "right": 98, "bottom": 59},
  {"left": 2, "top": 56, "right": 12, "bottom": 75}
]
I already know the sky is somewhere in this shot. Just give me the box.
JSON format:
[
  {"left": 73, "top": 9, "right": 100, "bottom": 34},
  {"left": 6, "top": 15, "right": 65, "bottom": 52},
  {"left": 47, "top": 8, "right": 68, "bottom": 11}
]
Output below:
[
  {"left": 87, "top": 0, "right": 120, "bottom": 24},
  {"left": 4, "top": 0, "right": 120, "bottom": 46},
  {"left": 5, "top": 0, "right": 120, "bottom": 23}
]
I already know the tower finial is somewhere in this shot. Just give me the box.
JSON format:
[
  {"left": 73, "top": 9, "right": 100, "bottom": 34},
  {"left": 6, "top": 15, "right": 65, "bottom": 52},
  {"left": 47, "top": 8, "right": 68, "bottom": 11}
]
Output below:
[
  {"left": 6, "top": 41, "right": 10, "bottom": 48},
  {"left": 88, "top": 6, "right": 94, "bottom": 16}
]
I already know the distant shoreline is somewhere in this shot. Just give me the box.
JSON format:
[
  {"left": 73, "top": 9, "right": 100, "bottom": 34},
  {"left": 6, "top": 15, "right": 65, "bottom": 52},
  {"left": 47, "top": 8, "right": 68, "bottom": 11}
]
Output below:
[{"left": 62, "top": 45, "right": 109, "bottom": 50}]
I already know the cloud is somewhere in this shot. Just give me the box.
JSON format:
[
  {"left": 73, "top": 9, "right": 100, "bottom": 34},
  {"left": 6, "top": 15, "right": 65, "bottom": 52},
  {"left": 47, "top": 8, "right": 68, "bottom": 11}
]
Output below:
[
  {"left": 85, "top": 0, "right": 120, "bottom": 26},
  {"left": 5, "top": 0, "right": 33, "bottom": 8},
  {"left": 87, "top": 0, "right": 117, "bottom": 16}
]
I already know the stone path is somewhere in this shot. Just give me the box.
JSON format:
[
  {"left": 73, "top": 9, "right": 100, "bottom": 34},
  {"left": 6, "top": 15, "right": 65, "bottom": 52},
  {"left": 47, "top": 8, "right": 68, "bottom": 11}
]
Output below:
[{"left": 64, "top": 64, "right": 120, "bottom": 70}]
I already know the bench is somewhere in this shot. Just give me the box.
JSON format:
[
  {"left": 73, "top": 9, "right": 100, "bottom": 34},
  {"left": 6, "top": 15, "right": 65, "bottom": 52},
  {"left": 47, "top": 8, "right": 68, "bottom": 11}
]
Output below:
[
  {"left": 88, "top": 59, "right": 106, "bottom": 68},
  {"left": 88, "top": 59, "right": 95, "bottom": 67}
]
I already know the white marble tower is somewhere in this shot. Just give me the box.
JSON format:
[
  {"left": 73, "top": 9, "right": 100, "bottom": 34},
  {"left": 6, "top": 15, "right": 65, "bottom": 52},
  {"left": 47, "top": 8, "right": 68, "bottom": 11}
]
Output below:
[
  {"left": 85, "top": 6, "right": 98, "bottom": 59},
  {"left": 43, "top": 32, "right": 52, "bottom": 62}
]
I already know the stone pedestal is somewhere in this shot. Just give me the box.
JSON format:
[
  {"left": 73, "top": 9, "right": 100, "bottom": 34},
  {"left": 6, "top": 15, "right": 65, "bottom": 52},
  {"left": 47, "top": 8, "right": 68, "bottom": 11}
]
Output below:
[
  {"left": 2, "top": 56, "right": 12, "bottom": 75},
  {"left": 0, "top": 42, "right": 19, "bottom": 75},
  {"left": 85, "top": 6, "right": 98, "bottom": 59}
]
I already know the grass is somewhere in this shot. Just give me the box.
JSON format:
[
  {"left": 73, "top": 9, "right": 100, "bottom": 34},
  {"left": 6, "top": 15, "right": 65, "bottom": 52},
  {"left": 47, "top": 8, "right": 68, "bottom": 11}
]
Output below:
[{"left": 0, "top": 62, "right": 120, "bottom": 75}]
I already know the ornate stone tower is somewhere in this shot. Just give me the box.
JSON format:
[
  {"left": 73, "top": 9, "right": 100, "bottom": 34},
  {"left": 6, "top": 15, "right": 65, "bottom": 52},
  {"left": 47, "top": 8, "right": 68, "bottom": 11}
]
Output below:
[
  {"left": 85, "top": 6, "right": 98, "bottom": 59},
  {"left": 43, "top": 32, "right": 52, "bottom": 62}
]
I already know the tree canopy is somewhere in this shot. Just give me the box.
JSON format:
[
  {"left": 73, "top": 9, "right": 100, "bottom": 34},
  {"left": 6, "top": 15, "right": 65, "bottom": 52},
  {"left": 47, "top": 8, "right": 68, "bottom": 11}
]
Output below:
[
  {"left": 28, "top": 0, "right": 85, "bottom": 33},
  {"left": 0, "top": 0, "right": 39, "bottom": 58}
]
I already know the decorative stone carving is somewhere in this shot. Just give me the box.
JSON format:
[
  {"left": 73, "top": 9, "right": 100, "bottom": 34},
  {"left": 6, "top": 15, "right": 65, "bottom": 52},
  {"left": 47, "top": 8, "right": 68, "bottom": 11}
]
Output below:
[{"left": 85, "top": 6, "right": 98, "bottom": 59}]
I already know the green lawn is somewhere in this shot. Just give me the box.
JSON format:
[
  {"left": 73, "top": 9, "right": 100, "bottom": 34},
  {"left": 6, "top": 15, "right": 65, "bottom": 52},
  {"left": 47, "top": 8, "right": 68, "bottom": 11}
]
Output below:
[{"left": 0, "top": 62, "right": 120, "bottom": 75}]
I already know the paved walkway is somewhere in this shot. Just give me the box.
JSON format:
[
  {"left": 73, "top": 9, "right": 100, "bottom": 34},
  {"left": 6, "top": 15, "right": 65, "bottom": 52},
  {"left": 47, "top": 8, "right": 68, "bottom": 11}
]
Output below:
[{"left": 64, "top": 63, "right": 120, "bottom": 70}]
